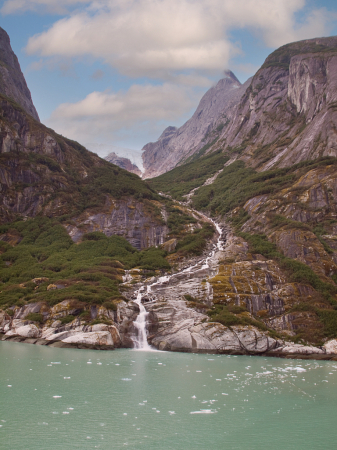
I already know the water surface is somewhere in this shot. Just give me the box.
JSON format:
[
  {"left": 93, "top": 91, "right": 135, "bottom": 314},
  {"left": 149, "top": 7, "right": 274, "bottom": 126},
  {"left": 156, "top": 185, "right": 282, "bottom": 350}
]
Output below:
[{"left": 1, "top": 341, "right": 336, "bottom": 449}]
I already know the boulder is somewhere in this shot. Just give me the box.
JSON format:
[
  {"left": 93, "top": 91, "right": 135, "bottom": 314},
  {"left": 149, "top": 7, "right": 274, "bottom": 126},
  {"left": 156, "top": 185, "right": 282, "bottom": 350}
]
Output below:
[
  {"left": 271, "top": 343, "right": 325, "bottom": 354},
  {"left": 324, "top": 340, "right": 337, "bottom": 354},
  {"left": 62, "top": 331, "right": 115, "bottom": 347},
  {"left": 8, "top": 324, "right": 40, "bottom": 338}
]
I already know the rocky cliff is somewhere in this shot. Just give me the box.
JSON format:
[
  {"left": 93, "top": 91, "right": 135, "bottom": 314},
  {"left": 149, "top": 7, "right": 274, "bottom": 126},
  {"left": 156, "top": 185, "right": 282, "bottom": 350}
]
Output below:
[
  {"left": 0, "top": 27, "right": 39, "bottom": 121},
  {"left": 212, "top": 36, "right": 337, "bottom": 171},
  {"left": 142, "top": 71, "right": 249, "bottom": 178},
  {"left": 143, "top": 37, "right": 337, "bottom": 178},
  {"left": 104, "top": 152, "right": 142, "bottom": 176},
  {"left": 0, "top": 93, "right": 168, "bottom": 248}
]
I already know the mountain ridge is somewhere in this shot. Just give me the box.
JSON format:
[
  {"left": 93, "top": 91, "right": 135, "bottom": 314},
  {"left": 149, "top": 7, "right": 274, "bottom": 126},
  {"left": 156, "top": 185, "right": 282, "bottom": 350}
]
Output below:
[
  {"left": 0, "top": 27, "right": 39, "bottom": 121},
  {"left": 143, "top": 36, "right": 337, "bottom": 179},
  {"left": 142, "top": 70, "right": 249, "bottom": 178}
]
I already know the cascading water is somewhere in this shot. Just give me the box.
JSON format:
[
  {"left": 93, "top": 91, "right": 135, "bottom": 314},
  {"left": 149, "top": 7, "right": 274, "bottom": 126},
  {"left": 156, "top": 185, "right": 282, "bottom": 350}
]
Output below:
[
  {"left": 131, "top": 210, "right": 225, "bottom": 350},
  {"left": 132, "top": 289, "right": 152, "bottom": 350}
]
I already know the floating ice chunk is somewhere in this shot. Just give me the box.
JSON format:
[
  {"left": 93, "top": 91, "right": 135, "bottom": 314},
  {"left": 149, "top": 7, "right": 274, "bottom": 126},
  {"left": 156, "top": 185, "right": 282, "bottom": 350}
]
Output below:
[
  {"left": 122, "top": 378, "right": 132, "bottom": 381},
  {"left": 62, "top": 412, "right": 69, "bottom": 415},
  {"left": 53, "top": 396, "right": 62, "bottom": 398},
  {"left": 191, "top": 395, "right": 196, "bottom": 399},
  {"left": 169, "top": 411, "right": 176, "bottom": 415},
  {"left": 123, "top": 413, "right": 127, "bottom": 416},
  {"left": 222, "top": 393, "right": 228, "bottom": 396},
  {"left": 196, "top": 371, "right": 202, "bottom": 373},
  {"left": 51, "top": 362, "right": 61, "bottom": 365},
  {"left": 216, "top": 379, "right": 221, "bottom": 381},
  {"left": 64, "top": 377, "right": 71, "bottom": 379},
  {"left": 190, "top": 410, "right": 217, "bottom": 414},
  {"left": 7, "top": 385, "right": 12, "bottom": 387},
  {"left": 87, "top": 362, "right": 92, "bottom": 365}
]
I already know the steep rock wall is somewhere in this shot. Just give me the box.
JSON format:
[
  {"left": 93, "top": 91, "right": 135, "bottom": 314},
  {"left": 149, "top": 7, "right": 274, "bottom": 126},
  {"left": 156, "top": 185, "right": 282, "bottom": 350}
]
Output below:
[{"left": 0, "top": 27, "right": 39, "bottom": 121}]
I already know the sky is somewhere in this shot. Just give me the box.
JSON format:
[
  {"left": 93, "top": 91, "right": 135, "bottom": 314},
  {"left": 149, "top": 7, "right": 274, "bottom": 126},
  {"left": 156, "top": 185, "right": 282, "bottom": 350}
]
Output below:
[{"left": 1, "top": 0, "right": 337, "bottom": 169}]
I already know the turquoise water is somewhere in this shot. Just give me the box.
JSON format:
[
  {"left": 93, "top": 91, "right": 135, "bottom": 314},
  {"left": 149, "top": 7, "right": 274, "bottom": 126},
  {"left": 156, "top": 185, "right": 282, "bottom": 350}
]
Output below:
[{"left": 1, "top": 341, "right": 337, "bottom": 450}]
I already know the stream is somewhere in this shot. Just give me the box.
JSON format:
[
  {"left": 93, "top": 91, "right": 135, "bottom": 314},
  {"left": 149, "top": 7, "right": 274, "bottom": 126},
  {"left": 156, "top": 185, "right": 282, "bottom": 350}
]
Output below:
[{"left": 130, "top": 208, "right": 226, "bottom": 350}]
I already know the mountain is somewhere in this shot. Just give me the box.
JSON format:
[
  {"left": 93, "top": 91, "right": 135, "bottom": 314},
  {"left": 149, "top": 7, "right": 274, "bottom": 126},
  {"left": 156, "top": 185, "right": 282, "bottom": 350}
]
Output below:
[
  {"left": 0, "top": 27, "right": 39, "bottom": 121},
  {"left": 142, "top": 71, "right": 249, "bottom": 178},
  {"left": 1, "top": 29, "right": 337, "bottom": 353},
  {"left": 149, "top": 36, "right": 337, "bottom": 346},
  {"left": 211, "top": 36, "right": 337, "bottom": 171},
  {"left": 104, "top": 152, "right": 142, "bottom": 176},
  {"left": 144, "top": 37, "right": 337, "bottom": 179}
]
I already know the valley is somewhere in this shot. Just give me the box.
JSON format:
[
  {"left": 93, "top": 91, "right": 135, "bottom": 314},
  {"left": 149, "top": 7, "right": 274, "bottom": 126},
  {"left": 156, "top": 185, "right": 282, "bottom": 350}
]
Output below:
[{"left": 1, "top": 27, "right": 337, "bottom": 358}]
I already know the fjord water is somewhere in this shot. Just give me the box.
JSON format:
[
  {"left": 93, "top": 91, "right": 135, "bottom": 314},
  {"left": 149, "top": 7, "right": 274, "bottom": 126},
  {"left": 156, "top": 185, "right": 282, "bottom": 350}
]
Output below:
[{"left": 1, "top": 341, "right": 336, "bottom": 450}]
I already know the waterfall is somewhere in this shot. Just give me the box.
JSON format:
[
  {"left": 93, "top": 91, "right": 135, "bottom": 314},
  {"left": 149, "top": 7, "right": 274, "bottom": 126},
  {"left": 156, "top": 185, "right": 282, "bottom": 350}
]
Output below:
[
  {"left": 131, "top": 214, "right": 225, "bottom": 350},
  {"left": 132, "top": 289, "right": 152, "bottom": 350}
]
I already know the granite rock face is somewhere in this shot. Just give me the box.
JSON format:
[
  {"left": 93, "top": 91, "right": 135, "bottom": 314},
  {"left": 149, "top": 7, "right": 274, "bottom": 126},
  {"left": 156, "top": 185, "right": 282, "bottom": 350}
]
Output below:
[
  {"left": 105, "top": 152, "right": 142, "bottom": 176},
  {"left": 142, "top": 37, "right": 337, "bottom": 178},
  {"left": 142, "top": 71, "right": 249, "bottom": 178},
  {"left": 0, "top": 27, "right": 39, "bottom": 121},
  {"left": 65, "top": 197, "right": 168, "bottom": 250}
]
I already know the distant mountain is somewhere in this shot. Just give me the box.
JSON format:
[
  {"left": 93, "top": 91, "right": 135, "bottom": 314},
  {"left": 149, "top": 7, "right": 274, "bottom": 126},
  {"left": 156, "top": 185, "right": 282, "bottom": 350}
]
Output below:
[
  {"left": 0, "top": 27, "right": 39, "bottom": 121},
  {"left": 105, "top": 152, "right": 142, "bottom": 176},
  {"left": 142, "top": 71, "right": 250, "bottom": 178}
]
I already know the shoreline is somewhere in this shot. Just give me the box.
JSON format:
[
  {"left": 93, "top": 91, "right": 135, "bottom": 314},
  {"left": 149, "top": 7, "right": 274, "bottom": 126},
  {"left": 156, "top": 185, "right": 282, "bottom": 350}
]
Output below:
[{"left": 2, "top": 333, "right": 337, "bottom": 361}]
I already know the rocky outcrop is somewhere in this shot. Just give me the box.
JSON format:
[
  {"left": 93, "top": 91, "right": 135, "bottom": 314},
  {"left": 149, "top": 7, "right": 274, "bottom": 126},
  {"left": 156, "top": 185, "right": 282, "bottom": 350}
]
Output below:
[
  {"left": 105, "top": 152, "right": 142, "bottom": 176},
  {"left": 64, "top": 198, "right": 168, "bottom": 250},
  {"left": 142, "top": 71, "right": 249, "bottom": 178},
  {"left": 0, "top": 298, "right": 138, "bottom": 350},
  {"left": 0, "top": 27, "right": 39, "bottom": 121}
]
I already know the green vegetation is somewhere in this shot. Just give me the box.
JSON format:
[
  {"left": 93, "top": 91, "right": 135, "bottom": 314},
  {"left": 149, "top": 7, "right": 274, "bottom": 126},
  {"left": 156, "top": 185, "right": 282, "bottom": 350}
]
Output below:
[
  {"left": 184, "top": 294, "right": 197, "bottom": 302},
  {"left": 167, "top": 205, "right": 197, "bottom": 235},
  {"left": 0, "top": 217, "right": 170, "bottom": 309},
  {"left": 261, "top": 41, "right": 337, "bottom": 71},
  {"left": 149, "top": 149, "right": 229, "bottom": 201},
  {"left": 175, "top": 223, "right": 215, "bottom": 256},
  {"left": 239, "top": 232, "right": 337, "bottom": 338},
  {"left": 25, "top": 313, "right": 43, "bottom": 323},
  {"left": 208, "top": 304, "right": 275, "bottom": 334},
  {"left": 0, "top": 93, "right": 160, "bottom": 222},
  {"left": 192, "top": 156, "right": 337, "bottom": 216},
  {"left": 164, "top": 203, "right": 215, "bottom": 256},
  {"left": 60, "top": 315, "right": 75, "bottom": 325}
]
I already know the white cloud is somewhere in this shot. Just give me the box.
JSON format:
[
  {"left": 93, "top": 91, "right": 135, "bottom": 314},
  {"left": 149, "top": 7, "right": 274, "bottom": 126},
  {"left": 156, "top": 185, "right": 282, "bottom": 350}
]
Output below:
[
  {"left": 25, "top": 0, "right": 334, "bottom": 79},
  {"left": 1, "top": 0, "right": 91, "bottom": 15},
  {"left": 47, "top": 82, "right": 198, "bottom": 147}
]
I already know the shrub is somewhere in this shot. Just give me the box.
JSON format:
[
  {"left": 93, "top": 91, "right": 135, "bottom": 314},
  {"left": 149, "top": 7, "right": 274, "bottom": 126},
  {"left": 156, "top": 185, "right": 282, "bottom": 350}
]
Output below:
[
  {"left": 60, "top": 315, "right": 75, "bottom": 324},
  {"left": 25, "top": 313, "right": 44, "bottom": 323}
]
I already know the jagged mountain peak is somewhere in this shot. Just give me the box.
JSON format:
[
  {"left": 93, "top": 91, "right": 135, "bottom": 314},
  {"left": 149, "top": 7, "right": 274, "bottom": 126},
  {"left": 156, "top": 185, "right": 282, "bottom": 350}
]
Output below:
[
  {"left": 142, "top": 70, "right": 247, "bottom": 178},
  {"left": 0, "top": 27, "right": 39, "bottom": 121}
]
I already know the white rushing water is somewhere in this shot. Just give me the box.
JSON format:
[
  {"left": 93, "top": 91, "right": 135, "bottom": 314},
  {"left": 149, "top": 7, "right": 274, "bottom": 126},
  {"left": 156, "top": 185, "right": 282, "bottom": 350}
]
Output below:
[
  {"left": 131, "top": 212, "right": 225, "bottom": 350},
  {"left": 132, "top": 289, "right": 152, "bottom": 350}
]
